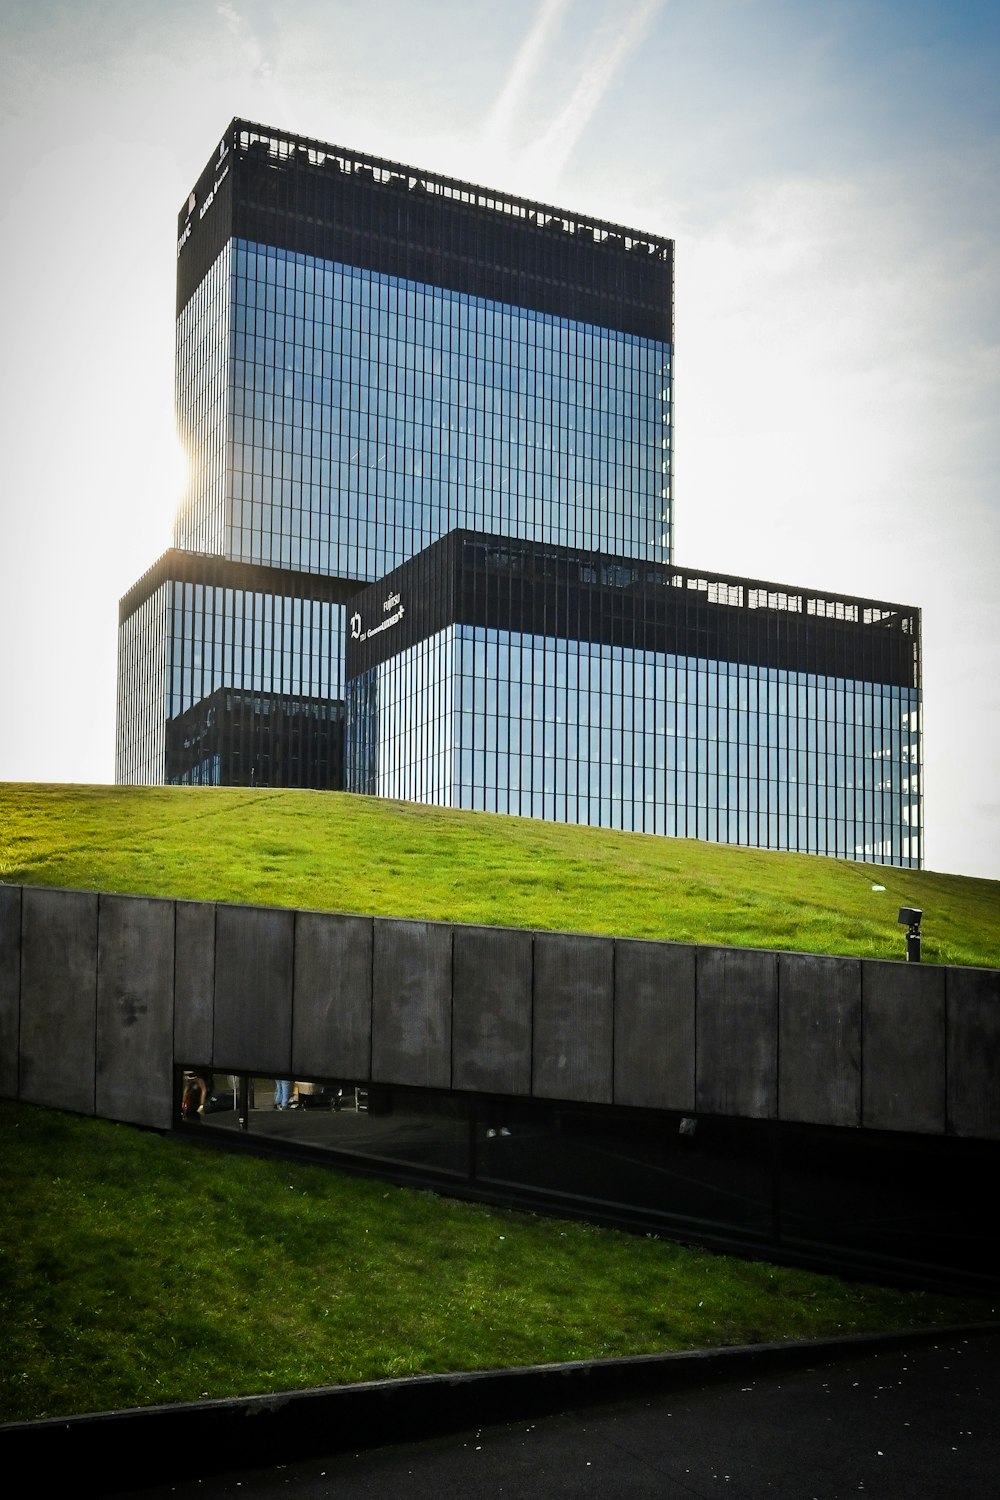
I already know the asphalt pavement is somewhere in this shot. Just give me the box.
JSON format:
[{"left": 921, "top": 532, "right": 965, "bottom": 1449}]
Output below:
[{"left": 13, "top": 1327, "right": 996, "bottom": 1499}]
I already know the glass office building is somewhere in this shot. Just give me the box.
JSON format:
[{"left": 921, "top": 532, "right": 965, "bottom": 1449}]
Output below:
[
  {"left": 116, "top": 119, "right": 922, "bottom": 865},
  {"left": 346, "top": 532, "right": 922, "bottom": 866},
  {"left": 118, "top": 119, "right": 673, "bottom": 788},
  {"left": 172, "top": 123, "right": 672, "bottom": 578}
]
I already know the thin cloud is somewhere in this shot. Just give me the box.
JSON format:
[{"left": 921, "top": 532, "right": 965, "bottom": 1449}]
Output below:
[
  {"left": 217, "top": 2, "right": 274, "bottom": 83},
  {"left": 521, "top": 0, "right": 664, "bottom": 183},
  {"left": 483, "top": 0, "right": 574, "bottom": 160}
]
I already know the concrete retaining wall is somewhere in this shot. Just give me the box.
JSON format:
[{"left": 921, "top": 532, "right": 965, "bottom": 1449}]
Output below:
[
  {"left": 19, "top": 888, "right": 98, "bottom": 1116},
  {"left": 1, "top": 884, "right": 997, "bottom": 1142},
  {"left": 95, "top": 894, "right": 175, "bottom": 1129}
]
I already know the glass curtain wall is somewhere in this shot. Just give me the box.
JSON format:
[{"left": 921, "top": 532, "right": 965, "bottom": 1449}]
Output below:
[
  {"left": 116, "top": 583, "right": 170, "bottom": 785},
  {"left": 176, "top": 240, "right": 672, "bottom": 580},
  {"left": 174, "top": 244, "right": 232, "bottom": 555},
  {"left": 165, "top": 580, "right": 344, "bottom": 786},
  {"left": 348, "top": 624, "right": 921, "bottom": 866},
  {"left": 166, "top": 580, "right": 342, "bottom": 718},
  {"left": 118, "top": 574, "right": 344, "bottom": 787}
]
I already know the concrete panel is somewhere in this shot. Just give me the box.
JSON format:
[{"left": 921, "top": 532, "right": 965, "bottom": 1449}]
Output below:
[
  {"left": 614, "top": 940, "right": 696, "bottom": 1110},
  {"left": 862, "top": 961, "right": 945, "bottom": 1134},
  {"left": 213, "top": 905, "right": 294, "bottom": 1073},
  {"left": 371, "top": 919, "right": 452, "bottom": 1088},
  {"left": 452, "top": 925, "right": 533, "bottom": 1095},
  {"left": 0, "top": 884, "right": 21, "bottom": 1099},
  {"left": 696, "top": 947, "right": 778, "bottom": 1119},
  {"left": 96, "top": 895, "right": 175, "bottom": 1129},
  {"left": 532, "top": 932, "right": 614, "bottom": 1103},
  {"left": 778, "top": 953, "right": 861, "bottom": 1127},
  {"left": 19, "top": 887, "right": 98, "bottom": 1114},
  {"left": 293, "top": 911, "right": 373, "bottom": 1080},
  {"left": 174, "top": 900, "right": 216, "bottom": 1064},
  {"left": 946, "top": 967, "right": 1000, "bottom": 1140}
]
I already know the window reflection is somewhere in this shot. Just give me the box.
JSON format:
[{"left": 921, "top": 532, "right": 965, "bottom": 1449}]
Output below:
[
  {"left": 176, "top": 242, "right": 673, "bottom": 581},
  {"left": 348, "top": 621, "right": 921, "bottom": 867}
]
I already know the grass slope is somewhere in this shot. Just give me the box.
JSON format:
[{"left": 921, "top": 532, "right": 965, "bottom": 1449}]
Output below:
[
  {"left": 1, "top": 1103, "right": 993, "bottom": 1424},
  {"left": 2, "top": 783, "right": 997, "bottom": 966}
]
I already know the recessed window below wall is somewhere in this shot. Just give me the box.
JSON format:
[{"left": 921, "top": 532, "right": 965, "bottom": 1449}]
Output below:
[
  {"left": 777, "top": 1124, "right": 998, "bottom": 1282},
  {"left": 475, "top": 1104, "right": 774, "bottom": 1243},
  {"left": 177, "top": 1067, "right": 238, "bottom": 1124},
  {"left": 178, "top": 1069, "right": 469, "bottom": 1178},
  {"left": 173, "top": 1068, "right": 999, "bottom": 1293}
]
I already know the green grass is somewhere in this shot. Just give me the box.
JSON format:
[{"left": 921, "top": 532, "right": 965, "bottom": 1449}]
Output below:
[
  {"left": 1, "top": 782, "right": 997, "bottom": 966},
  {"left": 0, "top": 1102, "right": 992, "bottom": 1424}
]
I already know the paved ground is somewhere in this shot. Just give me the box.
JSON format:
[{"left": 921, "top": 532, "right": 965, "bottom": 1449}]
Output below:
[{"left": 126, "top": 1330, "right": 999, "bottom": 1499}]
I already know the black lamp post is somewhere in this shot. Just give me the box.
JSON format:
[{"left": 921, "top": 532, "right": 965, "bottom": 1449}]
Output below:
[{"left": 898, "top": 906, "right": 922, "bottom": 963}]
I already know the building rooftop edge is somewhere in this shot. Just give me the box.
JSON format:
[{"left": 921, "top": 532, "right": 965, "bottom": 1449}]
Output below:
[
  {"left": 189, "top": 116, "right": 674, "bottom": 258},
  {"left": 119, "top": 538, "right": 920, "bottom": 633},
  {"left": 118, "top": 549, "right": 358, "bottom": 625},
  {"left": 349, "top": 529, "right": 921, "bottom": 628}
]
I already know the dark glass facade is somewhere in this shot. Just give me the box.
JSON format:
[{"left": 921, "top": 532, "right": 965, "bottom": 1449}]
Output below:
[
  {"left": 346, "top": 532, "right": 922, "bottom": 865},
  {"left": 164, "top": 689, "right": 345, "bottom": 789}
]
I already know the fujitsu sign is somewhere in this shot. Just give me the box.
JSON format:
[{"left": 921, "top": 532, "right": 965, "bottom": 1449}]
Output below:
[{"left": 350, "top": 593, "right": 405, "bottom": 644}]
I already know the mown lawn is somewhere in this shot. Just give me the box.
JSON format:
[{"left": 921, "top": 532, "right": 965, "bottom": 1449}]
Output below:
[
  {"left": 1, "top": 1102, "right": 993, "bottom": 1424},
  {"left": 1, "top": 783, "right": 997, "bottom": 966}
]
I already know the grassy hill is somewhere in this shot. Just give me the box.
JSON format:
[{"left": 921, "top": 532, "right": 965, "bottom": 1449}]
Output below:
[
  {"left": 2, "top": 1101, "right": 993, "bottom": 1423},
  {"left": 2, "top": 782, "right": 996, "bottom": 967}
]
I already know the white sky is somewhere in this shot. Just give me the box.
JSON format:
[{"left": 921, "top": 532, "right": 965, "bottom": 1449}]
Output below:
[{"left": 0, "top": 0, "right": 997, "bottom": 880}]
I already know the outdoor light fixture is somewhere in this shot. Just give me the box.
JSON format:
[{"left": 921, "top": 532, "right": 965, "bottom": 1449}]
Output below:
[{"left": 897, "top": 907, "right": 923, "bottom": 963}]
